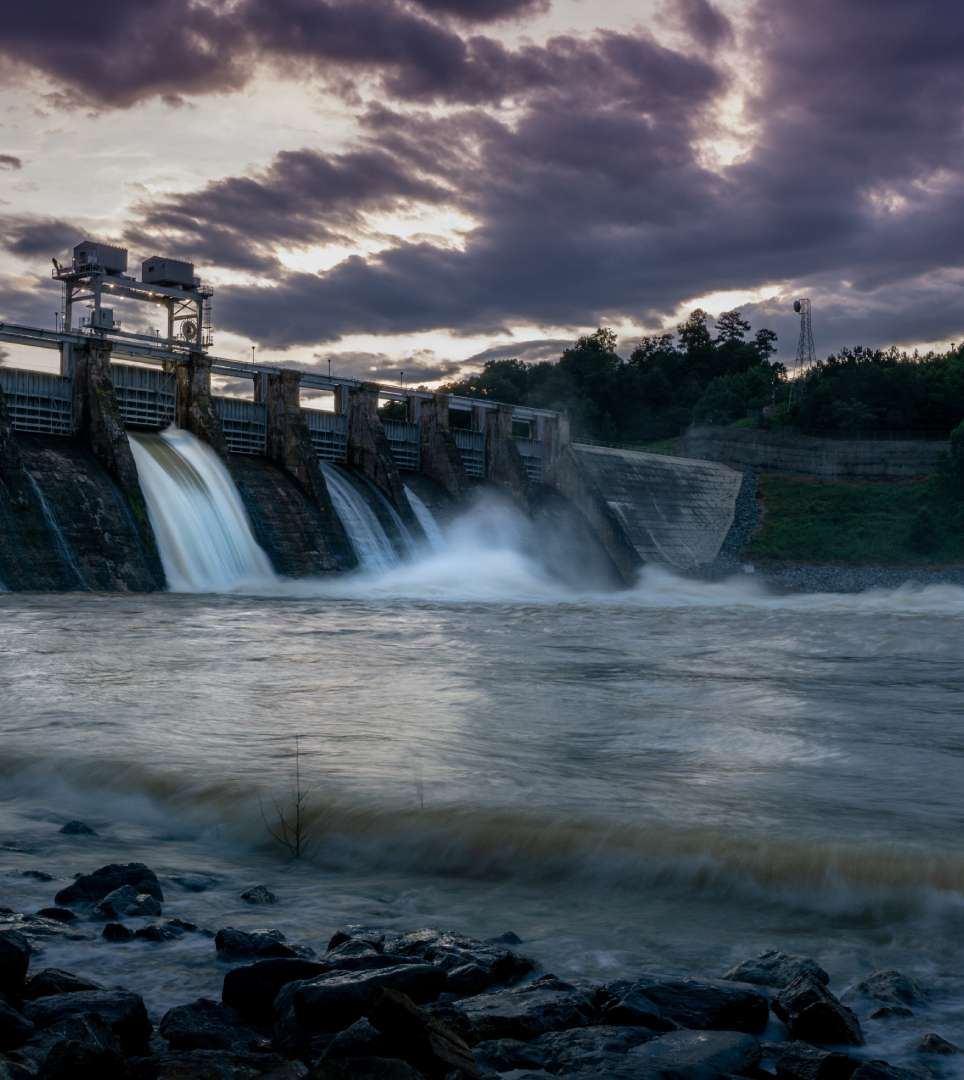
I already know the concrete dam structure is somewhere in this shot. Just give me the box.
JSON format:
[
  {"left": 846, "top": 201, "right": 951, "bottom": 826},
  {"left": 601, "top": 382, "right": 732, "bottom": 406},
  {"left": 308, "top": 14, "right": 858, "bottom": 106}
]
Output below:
[{"left": 0, "top": 243, "right": 743, "bottom": 591}]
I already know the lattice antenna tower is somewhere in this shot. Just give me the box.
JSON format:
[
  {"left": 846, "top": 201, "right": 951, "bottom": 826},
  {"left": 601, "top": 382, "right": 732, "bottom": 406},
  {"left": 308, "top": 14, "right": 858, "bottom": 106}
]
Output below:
[{"left": 790, "top": 298, "right": 815, "bottom": 400}]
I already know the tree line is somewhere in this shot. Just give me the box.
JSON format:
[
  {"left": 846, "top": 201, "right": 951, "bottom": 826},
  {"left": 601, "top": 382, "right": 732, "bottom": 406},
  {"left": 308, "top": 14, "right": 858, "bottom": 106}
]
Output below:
[{"left": 437, "top": 309, "right": 964, "bottom": 443}]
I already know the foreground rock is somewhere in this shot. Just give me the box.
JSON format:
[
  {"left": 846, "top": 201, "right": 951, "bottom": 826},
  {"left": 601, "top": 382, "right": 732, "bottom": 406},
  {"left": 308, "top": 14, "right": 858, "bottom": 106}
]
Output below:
[
  {"left": 725, "top": 950, "right": 831, "bottom": 990},
  {"left": 159, "top": 997, "right": 269, "bottom": 1053},
  {"left": 774, "top": 975, "right": 864, "bottom": 1046},
  {"left": 129, "top": 1049, "right": 307, "bottom": 1078},
  {"left": 222, "top": 959, "right": 329, "bottom": 1022},
  {"left": 95, "top": 885, "right": 163, "bottom": 920},
  {"left": 847, "top": 971, "right": 927, "bottom": 1011},
  {"left": 23, "top": 989, "right": 152, "bottom": 1055},
  {"left": 0, "top": 999, "right": 33, "bottom": 1052},
  {"left": 771, "top": 1040, "right": 862, "bottom": 1080},
  {"left": 442, "top": 974, "right": 595, "bottom": 1043},
  {"left": 599, "top": 973, "right": 769, "bottom": 1034},
  {"left": 0, "top": 931, "right": 30, "bottom": 1002},
  {"left": 23, "top": 968, "right": 103, "bottom": 1000},
  {"left": 54, "top": 863, "right": 164, "bottom": 906},
  {"left": 626, "top": 1029, "right": 762, "bottom": 1080},
  {"left": 216, "top": 927, "right": 309, "bottom": 962},
  {"left": 366, "top": 988, "right": 479, "bottom": 1078}
]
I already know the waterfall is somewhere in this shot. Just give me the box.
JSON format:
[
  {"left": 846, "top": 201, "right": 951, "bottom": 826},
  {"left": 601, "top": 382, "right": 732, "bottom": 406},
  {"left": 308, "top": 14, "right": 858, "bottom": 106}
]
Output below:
[
  {"left": 26, "top": 472, "right": 87, "bottom": 589},
  {"left": 404, "top": 486, "right": 446, "bottom": 552},
  {"left": 319, "top": 463, "right": 399, "bottom": 572},
  {"left": 129, "top": 428, "right": 276, "bottom": 593}
]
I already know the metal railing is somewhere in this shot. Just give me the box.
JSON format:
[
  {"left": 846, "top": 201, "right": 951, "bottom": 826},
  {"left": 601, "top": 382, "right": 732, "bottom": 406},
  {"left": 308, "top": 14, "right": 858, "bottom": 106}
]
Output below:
[
  {"left": 214, "top": 396, "right": 266, "bottom": 455},
  {"left": 514, "top": 436, "right": 544, "bottom": 482},
  {"left": 453, "top": 428, "right": 485, "bottom": 478},
  {"left": 382, "top": 419, "right": 420, "bottom": 471},
  {"left": 112, "top": 363, "right": 176, "bottom": 429},
  {"left": 303, "top": 409, "right": 347, "bottom": 463},
  {"left": 0, "top": 369, "right": 73, "bottom": 435}
]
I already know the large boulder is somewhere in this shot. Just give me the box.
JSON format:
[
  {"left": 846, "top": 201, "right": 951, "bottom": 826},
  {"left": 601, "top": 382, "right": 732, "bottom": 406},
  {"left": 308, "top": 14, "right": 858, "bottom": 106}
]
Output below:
[
  {"left": 0, "top": 999, "right": 33, "bottom": 1052},
  {"left": 599, "top": 974, "right": 769, "bottom": 1034},
  {"left": 24, "top": 989, "right": 152, "bottom": 1055},
  {"left": 23, "top": 968, "right": 103, "bottom": 1000},
  {"left": 215, "top": 928, "right": 305, "bottom": 962},
  {"left": 533, "top": 1025, "right": 655, "bottom": 1073},
  {"left": 222, "top": 958, "right": 329, "bottom": 1022},
  {"left": 159, "top": 997, "right": 268, "bottom": 1053},
  {"left": 0, "top": 931, "right": 30, "bottom": 1002},
  {"left": 774, "top": 975, "right": 864, "bottom": 1047},
  {"left": 367, "top": 988, "right": 479, "bottom": 1079},
  {"left": 625, "top": 1029, "right": 762, "bottom": 1080},
  {"left": 444, "top": 974, "right": 596, "bottom": 1043},
  {"left": 847, "top": 971, "right": 927, "bottom": 1010},
  {"left": 31, "top": 1013, "right": 126, "bottom": 1080},
  {"left": 772, "top": 1040, "right": 862, "bottom": 1080},
  {"left": 912, "top": 1033, "right": 961, "bottom": 1057},
  {"left": 54, "top": 863, "right": 163, "bottom": 906},
  {"left": 275, "top": 964, "right": 445, "bottom": 1039},
  {"left": 128, "top": 1049, "right": 307, "bottom": 1078},
  {"left": 95, "top": 885, "right": 162, "bottom": 920},
  {"left": 389, "top": 929, "right": 534, "bottom": 992},
  {"left": 472, "top": 1037, "right": 545, "bottom": 1073},
  {"left": 724, "top": 950, "right": 830, "bottom": 989}
]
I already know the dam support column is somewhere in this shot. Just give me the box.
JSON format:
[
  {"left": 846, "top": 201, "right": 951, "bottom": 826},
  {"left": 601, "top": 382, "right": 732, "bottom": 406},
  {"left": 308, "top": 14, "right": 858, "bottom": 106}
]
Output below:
[
  {"left": 72, "top": 340, "right": 164, "bottom": 586},
  {"left": 175, "top": 350, "right": 228, "bottom": 456},
  {"left": 257, "top": 369, "right": 353, "bottom": 554},
  {"left": 418, "top": 393, "right": 469, "bottom": 500},
  {"left": 485, "top": 404, "right": 529, "bottom": 506},
  {"left": 346, "top": 382, "right": 418, "bottom": 528}
]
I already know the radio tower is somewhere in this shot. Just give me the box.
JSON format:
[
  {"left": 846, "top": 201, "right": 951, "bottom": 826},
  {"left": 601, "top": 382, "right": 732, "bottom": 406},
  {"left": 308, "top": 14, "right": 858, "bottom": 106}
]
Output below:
[{"left": 790, "top": 298, "right": 815, "bottom": 400}]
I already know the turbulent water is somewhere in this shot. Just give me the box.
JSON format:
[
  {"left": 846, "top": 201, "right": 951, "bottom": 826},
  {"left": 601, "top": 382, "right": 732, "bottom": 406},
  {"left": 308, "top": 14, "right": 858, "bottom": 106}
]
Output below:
[{"left": 2, "top": 483, "right": 964, "bottom": 1069}]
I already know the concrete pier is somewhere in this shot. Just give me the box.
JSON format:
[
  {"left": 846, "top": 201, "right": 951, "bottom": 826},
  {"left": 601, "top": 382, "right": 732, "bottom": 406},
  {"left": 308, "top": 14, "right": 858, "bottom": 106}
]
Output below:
[
  {"left": 175, "top": 351, "right": 227, "bottom": 455},
  {"left": 485, "top": 404, "right": 530, "bottom": 504},
  {"left": 417, "top": 393, "right": 470, "bottom": 500},
  {"left": 346, "top": 383, "right": 419, "bottom": 529}
]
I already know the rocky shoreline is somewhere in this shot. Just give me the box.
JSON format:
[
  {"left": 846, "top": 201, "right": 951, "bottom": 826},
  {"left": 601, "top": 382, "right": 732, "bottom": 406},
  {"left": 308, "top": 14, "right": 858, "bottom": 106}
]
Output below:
[{"left": 1, "top": 850, "right": 959, "bottom": 1080}]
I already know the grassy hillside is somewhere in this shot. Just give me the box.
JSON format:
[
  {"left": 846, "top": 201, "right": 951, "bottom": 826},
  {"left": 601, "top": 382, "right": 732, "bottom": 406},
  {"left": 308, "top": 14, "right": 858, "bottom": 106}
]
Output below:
[{"left": 749, "top": 475, "right": 964, "bottom": 565}]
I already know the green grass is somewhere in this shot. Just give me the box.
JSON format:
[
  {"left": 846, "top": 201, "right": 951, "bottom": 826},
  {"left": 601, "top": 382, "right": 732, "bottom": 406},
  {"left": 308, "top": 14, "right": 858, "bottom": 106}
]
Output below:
[{"left": 749, "top": 475, "right": 964, "bottom": 566}]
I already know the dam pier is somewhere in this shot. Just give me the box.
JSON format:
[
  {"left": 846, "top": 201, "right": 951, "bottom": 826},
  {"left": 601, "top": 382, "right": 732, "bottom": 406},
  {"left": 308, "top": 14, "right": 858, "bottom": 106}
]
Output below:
[{"left": 0, "top": 242, "right": 744, "bottom": 591}]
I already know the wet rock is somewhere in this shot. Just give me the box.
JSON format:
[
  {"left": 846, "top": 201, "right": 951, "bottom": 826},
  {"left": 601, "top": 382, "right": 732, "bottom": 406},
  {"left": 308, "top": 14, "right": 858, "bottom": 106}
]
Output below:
[
  {"left": 912, "top": 1033, "right": 961, "bottom": 1056},
  {"left": 275, "top": 964, "right": 445, "bottom": 1039},
  {"left": 488, "top": 931, "right": 523, "bottom": 946},
  {"left": 869, "top": 1006, "right": 914, "bottom": 1021},
  {"left": 19, "top": 871, "right": 53, "bottom": 883},
  {"left": 23, "top": 990, "right": 152, "bottom": 1055},
  {"left": 215, "top": 927, "right": 306, "bottom": 962},
  {"left": 54, "top": 862, "right": 163, "bottom": 906},
  {"left": 327, "top": 926, "right": 388, "bottom": 952},
  {"left": 774, "top": 975, "right": 864, "bottom": 1047},
  {"left": 319, "top": 1018, "right": 392, "bottom": 1061},
  {"left": 391, "top": 929, "right": 535, "bottom": 992},
  {"left": 533, "top": 1024, "right": 655, "bottom": 1072},
  {"left": 221, "top": 958, "right": 329, "bottom": 1022},
  {"left": 134, "top": 924, "right": 183, "bottom": 944},
  {"left": 850, "top": 1062, "right": 930, "bottom": 1080},
  {"left": 95, "top": 885, "right": 163, "bottom": 920},
  {"left": 323, "top": 941, "right": 421, "bottom": 973},
  {"left": 625, "top": 1029, "right": 762, "bottom": 1080},
  {"left": 33, "top": 909, "right": 75, "bottom": 925},
  {"left": 0, "top": 1000, "right": 33, "bottom": 1052},
  {"left": 472, "top": 1037, "right": 545, "bottom": 1073},
  {"left": 0, "top": 912, "right": 88, "bottom": 945},
  {"left": 167, "top": 919, "right": 204, "bottom": 935},
  {"left": 102, "top": 922, "right": 133, "bottom": 943},
  {"left": 367, "top": 987, "right": 479, "bottom": 1079},
  {"left": 0, "top": 931, "right": 30, "bottom": 1002},
  {"left": 241, "top": 886, "right": 277, "bottom": 906},
  {"left": 59, "top": 821, "right": 96, "bottom": 837},
  {"left": 159, "top": 997, "right": 268, "bottom": 1053},
  {"left": 26, "top": 1013, "right": 126, "bottom": 1079},
  {"left": 772, "top": 1041, "right": 862, "bottom": 1080},
  {"left": 310, "top": 1059, "right": 424, "bottom": 1079},
  {"left": 599, "top": 974, "right": 769, "bottom": 1034},
  {"left": 724, "top": 950, "right": 830, "bottom": 990},
  {"left": 129, "top": 1049, "right": 307, "bottom": 1078},
  {"left": 849, "top": 971, "right": 927, "bottom": 1010},
  {"left": 23, "top": 969, "right": 103, "bottom": 1001},
  {"left": 445, "top": 974, "right": 596, "bottom": 1043}
]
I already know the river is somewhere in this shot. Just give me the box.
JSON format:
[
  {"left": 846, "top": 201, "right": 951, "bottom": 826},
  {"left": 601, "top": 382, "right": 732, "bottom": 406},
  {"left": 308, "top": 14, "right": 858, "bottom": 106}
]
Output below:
[{"left": 1, "top": 507, "right": 964, "bottom": 1068}]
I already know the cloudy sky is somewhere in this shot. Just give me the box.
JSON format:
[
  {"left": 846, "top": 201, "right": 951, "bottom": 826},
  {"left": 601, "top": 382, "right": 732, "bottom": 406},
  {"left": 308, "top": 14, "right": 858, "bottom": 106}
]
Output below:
[{"left": 1, "top": 0, "right": 963, "bottom": 384}]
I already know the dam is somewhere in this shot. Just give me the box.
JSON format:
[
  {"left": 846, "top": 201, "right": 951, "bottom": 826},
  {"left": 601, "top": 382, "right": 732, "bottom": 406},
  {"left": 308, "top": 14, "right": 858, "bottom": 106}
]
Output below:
[{"left": 0, "top": 241, "right": 743, "bottom": 592}]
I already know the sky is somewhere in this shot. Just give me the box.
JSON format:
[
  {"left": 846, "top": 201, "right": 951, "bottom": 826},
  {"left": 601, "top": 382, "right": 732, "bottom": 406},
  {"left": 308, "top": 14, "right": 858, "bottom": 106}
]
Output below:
[{"left": 2, "top": 0, "right": 964, "bottom": 385}]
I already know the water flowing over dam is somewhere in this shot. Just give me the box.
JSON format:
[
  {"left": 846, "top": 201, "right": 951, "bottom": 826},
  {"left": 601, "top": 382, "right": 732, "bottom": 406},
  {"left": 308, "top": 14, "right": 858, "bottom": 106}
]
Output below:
[
  {"left": 129, "top": 429, "right": 276, "bottom": 592},
  {"left": 319, "top": 461, "right": 403, "bottom": 573}
]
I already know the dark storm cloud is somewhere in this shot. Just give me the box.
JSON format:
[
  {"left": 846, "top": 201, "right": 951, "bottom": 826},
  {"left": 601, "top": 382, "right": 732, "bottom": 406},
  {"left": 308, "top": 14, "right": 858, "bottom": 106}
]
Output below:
[
  {"left": 410, "top": 0, "right": 549, "bottom": 22},
  {"left": 307, "top": 349, "right": 463, "bottom": 382},
  {"left": 0, "top": 156, "right": 22, "bottom": 171},
  {"left": 128, "top": 146, "right": 451, "bottom": 271},
  {"left": 0, "top": 216, "right": 79, "bottom": 258},
  {"left": 464, "top": 339, "right": 573, "bottom": 366},
  {"left": 674, "top": 0, "right": 733, "bottom": 50}
]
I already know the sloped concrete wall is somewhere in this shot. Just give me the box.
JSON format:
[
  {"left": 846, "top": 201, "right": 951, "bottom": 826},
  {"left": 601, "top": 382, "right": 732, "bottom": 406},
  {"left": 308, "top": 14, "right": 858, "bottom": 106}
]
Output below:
[{"left": 551, "top": 444, "right": 743, "bottom": 578}]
